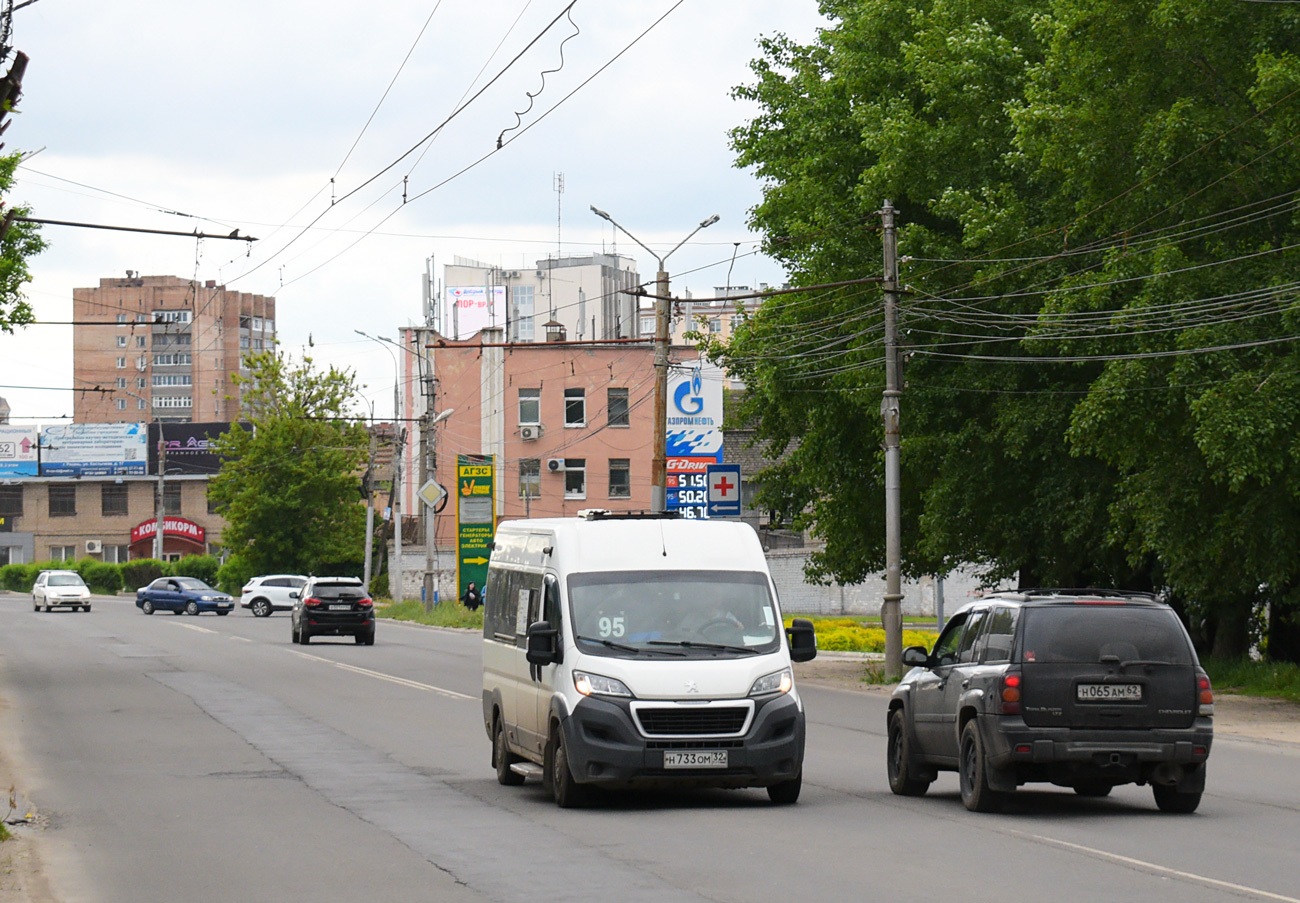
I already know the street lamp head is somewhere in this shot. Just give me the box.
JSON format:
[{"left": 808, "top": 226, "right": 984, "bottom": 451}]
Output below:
[
  {"left": 430, "top": 408, "right": 455, "bottom": 426},
  {"left": 590, "top": 205, "right": 611, "bottom": 221},
  {"left": 700, "top": 214, "right": 720, "bottom": 229}
]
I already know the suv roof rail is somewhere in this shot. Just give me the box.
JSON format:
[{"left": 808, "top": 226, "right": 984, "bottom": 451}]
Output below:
[
  {"left": 1016, "top": 587, "right": 1158, "bottom": 601},
  {"left": 576, "top": 509, "right": 681, "bottom": 521}
]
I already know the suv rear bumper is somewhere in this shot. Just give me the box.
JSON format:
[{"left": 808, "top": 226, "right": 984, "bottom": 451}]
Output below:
[
  {"left": 559, "top": 693, "right": 805, "bottom": 790},
  {"left": 981, "top": 714, "right": 1212, "bottom": 790}
]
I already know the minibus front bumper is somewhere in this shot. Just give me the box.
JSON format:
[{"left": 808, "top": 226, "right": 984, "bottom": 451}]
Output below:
[{"left": 559, "top": 692, "right": 805, "bottom": 789}]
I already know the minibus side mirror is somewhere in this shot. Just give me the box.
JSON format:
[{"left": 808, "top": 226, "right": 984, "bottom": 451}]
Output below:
[
  {"left": 526, "top": 620, "right": 562, "bottom": 666},
  {"left": 786, "top": 618, "right": 817, "bottom": 663},
  {"left": 902, "top": 645, "right": 930, "bottom": 668}
]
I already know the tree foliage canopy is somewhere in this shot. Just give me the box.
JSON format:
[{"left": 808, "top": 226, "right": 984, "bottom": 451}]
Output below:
[
  {"left": 210, "top": 351, "right": 368, "bottom": 578},
  {"left": 0, "top": 150, "right": 47, "bottom": 332},
  {"left": 718, "top": 0, "right": 1300, "bottom": 655}
]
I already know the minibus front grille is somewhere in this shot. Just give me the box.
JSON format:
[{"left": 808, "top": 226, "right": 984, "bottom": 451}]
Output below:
[{"left": 635, "top": 707, "right": 750, "bottom": 736}]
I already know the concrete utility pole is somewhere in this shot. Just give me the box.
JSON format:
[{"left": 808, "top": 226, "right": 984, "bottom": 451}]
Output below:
[
  {"left": 154, "top": 428, "right": 166, "bottom": 561},
  {"left": 393, "top": 426, "right": 404, "bottom": 605},
  {"left": 881, "top": 199, "right": 904, "bottom": 681},
  {"left": 362, "top": 425, "right": 377, "bottom": 591},
  {"left": 589, "top": 206, "right": 719, "bottom": 511}
]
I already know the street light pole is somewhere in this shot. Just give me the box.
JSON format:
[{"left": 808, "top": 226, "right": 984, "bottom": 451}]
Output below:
[
  {"left": 356, "top": 330, "right": 403, "bottom": 604},
  {"left": 880, "top": 199, "right": 903, "bottom": 681},
  {"left": 589, "top": 206, "right": 719, "bottom": 511}
]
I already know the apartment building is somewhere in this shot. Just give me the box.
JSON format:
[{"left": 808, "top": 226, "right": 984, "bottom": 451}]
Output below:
[
  {"left": 438, "top": 253, "right": 641, "bottom": 344},
  {"left": 72, "top": 273, "right": 277, "bottom": 423}
]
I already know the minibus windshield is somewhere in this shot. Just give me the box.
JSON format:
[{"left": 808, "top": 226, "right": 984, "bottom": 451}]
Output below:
[{"left": 568, "top": 570, "right": 781, "bottom": 658}]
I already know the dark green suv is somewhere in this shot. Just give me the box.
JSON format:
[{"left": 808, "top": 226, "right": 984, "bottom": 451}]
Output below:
[{"left": 887, "top": 590, "right": 1213, "bottom": 813}]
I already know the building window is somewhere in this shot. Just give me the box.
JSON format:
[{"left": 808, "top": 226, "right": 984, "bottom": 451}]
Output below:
[
  {"left": 207, "top": 490, "right": 221, "bottom": 515},
  {"left": 0, "top": 546, "right": 21, "bottom": 565},
  {"left": 152, "top": 309, "right": 192, "bottom": 324},
  {"left": 252, "top": 317, "right": 263, "bottom": 331},
  {"left": 519, "top": 388, "right": 540, "bottom": 425},
  {"left": 152, "top": 375, "right": 192, "bottom": 387},
  {"left": 116, "top": 399, "right": 126, "bottom": 411},
  {"left": 607, "top": 387, "right": 629, "bottom": 427},
  {"left": 102, "top": 483, "right": 129, "bottom": 516},
  {"left": 115, "top": 357, "right": 126, "bottom": 369},
  {"left": 106, "top": 544, "right": 131, "bottom": 564},
  {"left": 153, "top": 353, "right": 192, "bottom": 366},
  {"left": 116, "top": 377, "right": 127, "bottom": 389},
  {"left": 153, "top": 396, "right": 192, "bottom": 409},
  {"left": 563, "top": 458, "right": 586, "bottom": 499},
  {"left": 137, "top": 377, "right": 147, "bottom": 389},
  {"left": 135, "top": 335, "right": 146, "bottom": 348},
  {"left": 49, "top": 485, "right": 77, "bottom": 517},
  {"left": 137, "top": 355, "right": 147, "bottom": 370},
  {"left": 609, "top": 459, "right": 631, "bottom": 498},
  {"left": 116, "top": 335, "right": 127, "bottom": 347},
  {"left": 137, "top": 398, "right": 147, "bottom": 411},
  {"left": 709, "top": 318, "right": 722, "bottom": 333},
  {"left": 116, "top": 313, "right": 127, "bottom": 324},
  {"left": 640, "top": 315, "right": 654, "bottom": 335},
  {"left": 50, "top": 545, "right": 77, "bottom": 562},
  {"left": 512, "top": 285, "right": 535, "bottom": 342},
  {"left": 0, "top": 484, "right": 21, "bottom": 517},
  {"left": 164, "top": 483, "right": 182, "bottom": 515},
  {"left": 264, "top": 319, "right": 274, "bottom": 333},
  {"left": 564, "top": 388, "right": 586, "bottom": 427},
  {"left": 519, "top": 459, "right": 541, "bottom": 499},
  {"left": 239, "top": 336, "right": 250, "bottom": 349}
]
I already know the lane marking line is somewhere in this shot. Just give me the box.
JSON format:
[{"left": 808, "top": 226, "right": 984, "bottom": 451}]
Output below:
[
  {"left": 286, "top": 650, "right": 475, "bottom": 700},
  {"left": 228, "top": 635, "right": 252, "bottom": 642},
  {"left": 1008, "top": 829, "right": 1300, "bottom": 902},
  {"left": 172, "top": 623, "right": 217, "bottom": 634}
]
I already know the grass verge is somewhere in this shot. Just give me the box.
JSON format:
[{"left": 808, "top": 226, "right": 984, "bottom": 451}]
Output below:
[
  {"left": 377, "top": 599, "right": 484, "bottom": 630},
  {"left": 1202, "top": 656, "right": 1300, "bottom": 704}
]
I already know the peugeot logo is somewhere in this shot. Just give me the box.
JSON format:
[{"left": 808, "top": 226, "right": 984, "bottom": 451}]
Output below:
[{"left": 684, "top": 680, "right": 699, "bottom": 694}]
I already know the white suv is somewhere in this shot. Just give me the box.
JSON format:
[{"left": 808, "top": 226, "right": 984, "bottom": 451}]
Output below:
[
  {"left": 241, "top": 574, "right": 308, "bottom": 617},
  {"left": 33, "top": 570, "right": 92, "bottom": 612}
]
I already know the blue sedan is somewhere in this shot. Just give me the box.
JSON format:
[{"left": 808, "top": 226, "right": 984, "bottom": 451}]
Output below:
[{"left": 136, "top": 577, "right": 234, "bottom": 616}]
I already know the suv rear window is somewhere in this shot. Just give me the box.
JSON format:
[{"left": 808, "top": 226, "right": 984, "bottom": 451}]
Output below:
[
  {"left": 312, "top": 583, "right": 367, "bottom": 600},
  {"left": 1020, "top": 605, "right": 1193, "bottom": 665}
]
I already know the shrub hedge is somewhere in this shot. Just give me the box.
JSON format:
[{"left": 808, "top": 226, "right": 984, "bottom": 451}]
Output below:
[{"left": 171, "top": 554, "right": 220, "bottom": 586}]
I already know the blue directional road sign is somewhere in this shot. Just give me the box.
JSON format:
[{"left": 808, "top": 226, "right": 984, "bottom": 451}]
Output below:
[{"left": 705, "top": 463, "right": 742, "bottom": 517}]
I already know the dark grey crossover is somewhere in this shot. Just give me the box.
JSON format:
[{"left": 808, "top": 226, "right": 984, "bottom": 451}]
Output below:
[
  {"left": 887, "top": 590, "right": 1213, "bottom": 813},
  {"left": 290, "top": 576, "right": 375, "bottom": 645}
]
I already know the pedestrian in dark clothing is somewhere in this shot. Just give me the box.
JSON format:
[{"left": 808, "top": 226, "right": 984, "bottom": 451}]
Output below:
[{"left": 461, "top": 582, "right": 481, "bottom": 611}]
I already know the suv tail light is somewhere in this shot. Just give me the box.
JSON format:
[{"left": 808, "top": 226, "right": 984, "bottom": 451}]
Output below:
[
  {"left": 1197, "top": 671, "right": 1213, "bottom": 716},
  {"left": 357, "top": 597, "right": 373, "bottom": 608},
  {"left": 996, "top": 669, "right": 1022, "bottom": 715},
  {"left": 303, "top": 596, "right": 323, "bottom": 608}
]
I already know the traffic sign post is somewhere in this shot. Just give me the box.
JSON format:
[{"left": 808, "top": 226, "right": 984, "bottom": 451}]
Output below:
[{"left": 705, "top": 463, "right": 741, "bottom": 518}]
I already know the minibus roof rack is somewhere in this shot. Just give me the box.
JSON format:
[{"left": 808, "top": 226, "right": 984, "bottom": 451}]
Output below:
[{"left": 576, "top": 509, "right": 681, "bottom": 521}]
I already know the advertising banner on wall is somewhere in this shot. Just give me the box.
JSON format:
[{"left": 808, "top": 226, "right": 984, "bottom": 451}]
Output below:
[
  {"left": 665, "top": 360, "right": 724, "bottom": 519},
  {"left": 148, "top": 422, "right": 249, "bottom": 475},
  {"left": 446, "top": 285, "right": 505, "bottom": 340},
  {"left": 456, "top": 454, "right": 495, "bottom": 601},
  {"left": 40, "top": 423, "right": 147, "bottom": 476},
  {"left": 0, "top": 426, "right": 40, "bottom": 477}
]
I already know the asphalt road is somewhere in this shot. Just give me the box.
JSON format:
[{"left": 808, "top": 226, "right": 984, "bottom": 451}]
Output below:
[{"left": 2, "top": 592, "right": 1299, "bottom": 903}]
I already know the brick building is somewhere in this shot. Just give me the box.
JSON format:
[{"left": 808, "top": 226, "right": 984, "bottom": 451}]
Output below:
[{"left": 72, "top": 273, "right": 277, "bottom": 423}]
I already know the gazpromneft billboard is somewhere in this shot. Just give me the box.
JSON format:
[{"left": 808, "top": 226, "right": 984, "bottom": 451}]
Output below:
[
  {"left": 40, "top": 423, "right": 147, "bottom": 476},
  {"left": 666, "top": 360, "right": 723, "bottom": 519}
]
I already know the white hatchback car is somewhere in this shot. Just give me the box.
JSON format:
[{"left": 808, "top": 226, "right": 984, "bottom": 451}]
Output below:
[
  {"left": 241, "top": 574, "right": 308, "bottom": 617},
  {"left": 33, "top": 570, "right": 92, "bottom": 612}
]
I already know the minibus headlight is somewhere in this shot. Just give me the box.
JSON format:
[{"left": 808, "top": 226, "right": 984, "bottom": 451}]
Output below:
[
  {"left": 749, "top": 668, "right": 793, "bottom": 696},
  {"left": 573, "top": 671, "right": 633, "bottom": 698}
]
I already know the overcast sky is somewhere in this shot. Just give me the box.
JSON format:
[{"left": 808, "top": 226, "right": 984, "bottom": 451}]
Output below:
[{"left": 0, "top": 1, "right": 829, "bottom": 424}]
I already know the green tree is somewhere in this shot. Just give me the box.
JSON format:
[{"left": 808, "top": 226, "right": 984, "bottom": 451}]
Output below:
[
  {"left": 721, "top": 0, "right": 1300, "bottom": 656},
  {"left": 210, "top": 351, "right": 368, "bottom": 578},
  {"left": 0, "top": 151, "right": 48, "bottom": 331}
]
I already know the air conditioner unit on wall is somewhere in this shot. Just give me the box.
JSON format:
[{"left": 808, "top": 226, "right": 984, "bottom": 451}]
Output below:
[
  {"left": 547, "top": 458, "right": 566, "bottom": 473},
  {"left": 85, "top": 539, "right": 103, "bottom": 554},
  {"left": 521, "top": 425, "right": 540, "bottom": 441}
]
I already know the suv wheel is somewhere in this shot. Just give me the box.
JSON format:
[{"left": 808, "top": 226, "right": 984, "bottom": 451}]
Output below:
[
  {"left": 887, "top": 709, "right": 932, "bottom": 796},
  {"left": 494, "top": 718, "right": 525, "bottom": 786},
  {"left": 1153, "top": 784, "right": 1201, "bottom": 813},
  {"left": 959, "top": 721, "right": 1005, "bottom": 813},
  {"left": 251, "top": 599, "right": 271, "bottom": 618}
]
